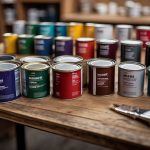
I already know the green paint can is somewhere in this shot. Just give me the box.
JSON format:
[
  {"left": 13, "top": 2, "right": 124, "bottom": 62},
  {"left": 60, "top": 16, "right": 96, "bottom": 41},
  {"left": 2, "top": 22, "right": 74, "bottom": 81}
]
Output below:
[
  {"left": 26, "top": 22, "right": 39, "bottom": 35},
  {"left": 21, "top": 62, "right": 50, "bottom": 98},
  {"left": 18, "top": 34, "right": 34, "bottom": 54}
]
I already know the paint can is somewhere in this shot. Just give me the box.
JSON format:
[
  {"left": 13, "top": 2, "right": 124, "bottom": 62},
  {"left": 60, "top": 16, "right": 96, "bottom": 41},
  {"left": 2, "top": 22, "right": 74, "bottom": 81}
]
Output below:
[
  {"left": 0, "top": 55, "right": 15, "bottom": 61},
  {"left": 20, "top": 56, "right": 50, "bottom": 64},
  {"left": 21, "top": 62, "right": 50, "bottom": 98},
  {"left": 136, "top": 26, "right": 150, "bottom": 48},
  {"left": 121, "top": 40, "right": 142, "bottom": 62},
  {"left": 95, "top": 24, "right": 113, "bottom": 40},
  {"left": 26, "top": 22, "right": 39, "bottom": 35},
  {"left": 3, "top": 33, "right": 18, "bottom": 54},
  {"left": 145, "top": 42, "right": 150, "bottom": 67},
  {"left": 13, "top": 20, "right": 26, "bottom": 35},
  {"left": 55, "top": 22, "right": 67, "bottom": 37},
  {"left": 53, "top": 55, "right": 87, "bottom": 86},
  {"left": 96, "top": 39, "right": 118, "bottom": 60},
  {"left": 87, "top": 58, "right": 115, "bottom": 95},
  {"left": 55, "top": 36, "right": 73, "bottom": 56},
  {"left": 0, "top": 61, "right": 21, "bottom": 102},
  {"left": 118, "top": 62, "right": 145, "bottom": 97},
  {"left": 52, "top": 63, "right": 82, "bottom": 99},
  {"left": 84, "top": 23, "right": 95, "bottom": 38},
  {"left": 76, "top": 37, "right": 95, "bottom": 60},
  {"left": 18, "top": 34, "right": 34, "bottom": 54},
  {"left": 34, "top": 35, "right": 53, "bottom": 56},
  {"left": 147, "top": 66, "right": 150, "bottom": 96},
  {"left": 39, "top": 22, "right": 55, "bottom": 37},
  {"left": 67, "top": 22, "right": 84, "bottom": 40},
  {"left": 116, "top": 24, "right": 133, "bottom": 41}
]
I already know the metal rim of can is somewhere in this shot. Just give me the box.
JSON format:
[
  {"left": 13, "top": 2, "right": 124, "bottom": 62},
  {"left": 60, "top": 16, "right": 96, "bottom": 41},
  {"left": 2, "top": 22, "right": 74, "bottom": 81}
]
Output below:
[
  {"left": 19, "top": 34, "right": 34, "bottom": 38},
  {"left": 21, "top": 62, "right": 50, "bottom": 71},
  {"left": 76, "top": 37, "right": 95, "bottom": 42},
  {"left": 146, "top": 42, "right": 150, "bottom": 47},
  {"left": 95, "top": 24, "right": 113, "bottom": 28},
  {"left": 55, "top": 22, "right": 68, "bottom": 26},
  {"left": 53, "top": 55, "right": 83, "bottom": 63},
  {"left": 27, "top": 21, "right": 39, "bottom": 25},
  {"left": 136, "top": 26, "right": 150, "bottom": 30},
  {"left": 119, "top": 61, "right": 145, "bottom": 71},
  {"left": 0, "top": 54, "right": 16, "bottom": 61},
  {"left": 20, "top": 56, "right": 50, "bottom": 63},
  {"left": 3, "top": 33, "right": 18, "bottom": 37},
  {"left": 68, "top": 22, "right": 83, "bottom": 26},
  {"left": 116, "top": 24, "right": 133, "bottom": 29},
  {"left": 34, "top": 35, "right": 53, "bottom": 40},
  {"left": 55, "top": 36, "right": 72, "bottom": 41},
  {"left": 0, "top": 61, "right": 21, "bottom": 72},
  {"left": 87, "top": 58, "right": 116, "bottom": 68},
  {"left": 120, "top": 40, "right": 143, "bottom": 45},
  {"left": 52, "top": 63, "right": 82, "bottom": 72},
  {"left": 14, "top": 20, "right": 26, "bottom": 24},
  {"left": 40, "top": 22, "right": 55, "bottom": 25},
  {"left": 85, "top": 23, "right": 95, "bottom": 27},
  {"left": 96, "top": 39, "right": 118, "bottom": 44}
]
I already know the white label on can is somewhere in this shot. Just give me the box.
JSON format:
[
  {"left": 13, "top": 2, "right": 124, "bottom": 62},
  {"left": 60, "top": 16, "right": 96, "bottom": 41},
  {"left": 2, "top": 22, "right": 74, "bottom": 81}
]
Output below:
[
  {"left": 97, "top": 73, "right": 109, "bottom": 88},
  {"left": 72, "top": 72, "right": 80, "bottom": 96},
  {"left": 100, "top": 45, "right": 109, "bottom": 56},
  {"left": 125, "top": 47, "right": 135, "bottom": 60},
  {"left": 56, "top": 41, "right": 65, "bottom": 51},
  {"left": 15, "top": 69, "right": 20, "bottom": 97}
]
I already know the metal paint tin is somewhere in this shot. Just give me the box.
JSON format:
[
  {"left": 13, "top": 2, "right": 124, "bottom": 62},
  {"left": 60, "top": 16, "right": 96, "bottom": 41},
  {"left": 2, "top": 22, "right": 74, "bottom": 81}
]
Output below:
[
  {"left": 18, "top": 34, "right": 34, "bottom": 54},
  {"left": 118, "top": 62, "right": 145, "bottom": 97},
  {"left": 67, "top": 22, "right": 84, "bottom": 40},
  {"left": 84, "top": 23, "right": 95, "bottom": 38},
  {"left": 121, "top": 40, "right": 142, "bottom": 62},
  {"left": 21, "top": 62, "right": 50, "bottom": 98},
  {"left": 87, "top": 58, "right": 115, "bottom": 95},
  {"left": 53, "top": 55, "right": 87, "bottom": 86},
  {"left": 0, "top": 55, "right": 15, "bottom": 61},
  {"left": 39, "top": 22, "right": 55, "bottom": 37},
  {"left": 55, "top": 22, "right": 67, "bottom": 37},
  {"left": 52, "top": 63, "right": 82, "bottom": 99},
  {"left": 34, "top": 35, "right": 53, "bottom": 56},
  {"left": 147, "top": 66, "right": 150, "bottom": 96},
  {"left": 96, "top": 39, "right": 118, "bottom": 60},
  {"left": 55, "top": 36, "right": 73, "bottom": 56},
  {"left": 145, "top": 42, "right": 150, "bottom": 67},
  {"left": 116, "top": 24, "right": 133, "bottom": 41},
  {"left": 26, "top": 22, "right": 39, "bottom": 35},
  {"left": 95, "top": 24, "right": 113, "bottom": 40},
  {"left": 136, "top": 26, "right": 150, "bottom": 48},
  {"left": 0, "top": 61, "right": 21, "bottom": 102},
  {"left": 76, "top": 37, "right": 95, "bottom": 60},
  {"left": 13, "top": 20, "right": 26, "bottom": 35},
  {"left": 3, "top": 33, "right": 18, "bottom": 54},
  {"left": 20, "top": 56, "right": 50, "bottom": 64}
]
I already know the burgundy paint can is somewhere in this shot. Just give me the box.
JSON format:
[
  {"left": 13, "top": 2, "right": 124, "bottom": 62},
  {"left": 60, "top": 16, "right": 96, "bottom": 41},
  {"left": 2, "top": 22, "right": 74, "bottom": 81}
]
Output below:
[
  {"left": 136, "top": 26, "right": 150, "bottom": 48},
  {"left": 96, "top": 39, "right": 118, "bottom": 60},
  {"left": 76, "top": 38, "right": 95, "bottom": 59},
  {"left": 54, "top": 36, "right": 73, "bottom": 56},
  {"left": 145, "top": 42, "right": 150, "bottom": 67},
  {"left": 52, "top": 63, "right": 82, "bottom": 99},
  {"left": 87, "top": 58, "right": 116, "bottom": 95}
]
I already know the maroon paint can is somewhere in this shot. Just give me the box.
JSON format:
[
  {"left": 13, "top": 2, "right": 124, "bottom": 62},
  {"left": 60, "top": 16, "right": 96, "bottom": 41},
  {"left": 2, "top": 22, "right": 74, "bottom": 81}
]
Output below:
[
  {"left": 52, "top": 63, "right": 82, "bottom": 99},
  {"left": 145, "top": 42, "right": 150, "bottom": 67},
  {"left": 76, "top": 38, "right": 95, "bottom": 59},
  {"left": 136, "top": 26, "right": 150, "bottom": 48},
  {"left": 96, "top": 39, "right": 118, "bottom": 60},
  {"left": 87, "top": 58, "right": 116, "bottom": 95}
]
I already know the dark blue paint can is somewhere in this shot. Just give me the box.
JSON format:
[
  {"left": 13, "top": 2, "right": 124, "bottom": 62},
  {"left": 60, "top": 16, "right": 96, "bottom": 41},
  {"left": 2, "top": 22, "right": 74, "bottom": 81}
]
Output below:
[
  {"left": 0, "top": 61, "right": 21, "bottom": 102},
  {"left": 0, "top": 55, "right": 15, "bottom": 61},
  {"left": 55, "top": 36, "right": 73, "bottom": 56},
  {"left": 55, "top": 22, "right": 67, "bottom": 37},
  {"left": 34, "top": 35, "right": 53, "bottom": 56}
]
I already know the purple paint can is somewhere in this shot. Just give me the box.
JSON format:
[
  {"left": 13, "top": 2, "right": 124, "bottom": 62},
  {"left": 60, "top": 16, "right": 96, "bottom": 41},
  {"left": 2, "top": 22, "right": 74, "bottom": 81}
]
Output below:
[
  {"left": 96, "top": 39, "right": 118, "bottom": 60},
  {"left": 55, "top": 36, "right": 73, "bottom": 56},
  {"left": 0, "top": 61, "right": 21, "bottom": 102}
]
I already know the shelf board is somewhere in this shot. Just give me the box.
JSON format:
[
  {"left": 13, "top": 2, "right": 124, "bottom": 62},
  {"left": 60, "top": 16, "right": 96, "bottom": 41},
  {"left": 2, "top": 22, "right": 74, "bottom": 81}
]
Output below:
[
  {"left": 21, "top": 0, "right": 60, "bottom": 4},
  {"left": 61, "top": 13, "right": 150, "bottom": 25}
]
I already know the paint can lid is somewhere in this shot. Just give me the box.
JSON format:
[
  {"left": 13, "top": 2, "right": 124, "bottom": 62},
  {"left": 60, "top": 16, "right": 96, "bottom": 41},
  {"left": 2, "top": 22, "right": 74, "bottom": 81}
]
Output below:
[
  {"left": 68, "top": 22, "right": 83, "bottom": 26},
  {"left": 119, "top": 62, "right": 145, "bottom": 71},
  {"left": 34, "top": 35, "right": 52, "bottom": 40},
  {"left": 0, "top": 62, "right": 18, "bottom": 71},
  {"left": 52, "top": 63, "right": 81, "bottom": 72},
  {"left": 76, "top": 37, "right": 94, "bottom": 42},
  {"left": 0, "top": 55, "right": 15, "bottom": 61},
  {"left": 55, "top": 36, "right": 72, "bottom": 41},
  {"left": 116, "top": 24, "right": 133, "bottom": 29},
  {"left": 96, "top": 39, "right": 118, "bottom": 44},
  {"left": 19, "top": 34, "right": 34, "bottom": 38},
  {"left": 55, "top": 22, "right": 67, "bottom": 26},
  {"left": 53, "top": 55, "right": 83, "bottom": 63},
  {"left": 40, "top": 22, "right": 54, "bottom": 25},
  {"left": 136, "top": 26, "right": 150, "bottom": 30},
  {"left": 87, "top": 58, "right": 115, "bottom": 68},
  {"left": 3, "top": 33, "right": 18, "bottom": 37},
  {"left": 121, "top": 40, "right": 143, "bottom": 45},
  {"left": 85, "top": 23, "right": 95, "bottom": 27}
]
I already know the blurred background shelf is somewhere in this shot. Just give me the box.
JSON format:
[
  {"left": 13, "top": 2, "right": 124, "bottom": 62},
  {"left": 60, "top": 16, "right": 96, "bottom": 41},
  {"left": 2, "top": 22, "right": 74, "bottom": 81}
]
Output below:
[{"left": 21, "top": 0, "right": 60, "bottom": 4}]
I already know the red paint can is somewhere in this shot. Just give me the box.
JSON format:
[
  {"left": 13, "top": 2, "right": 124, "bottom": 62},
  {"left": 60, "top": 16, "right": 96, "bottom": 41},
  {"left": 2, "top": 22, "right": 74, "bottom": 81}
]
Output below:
[
  {"left": 87, "top": 58, "right": 116, "bottom": 95},
  {"left": 136, "top": 26, "right": 150, "bottom": 48},
  {"left": 96, "top": 39, "right": 118, "bottom": 60},
  {"left": 76, "top": 38, "right": 95, "bottom": 59},
  {"left": 52, "top": 63, "right": 82, "bottom": 99}
]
